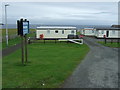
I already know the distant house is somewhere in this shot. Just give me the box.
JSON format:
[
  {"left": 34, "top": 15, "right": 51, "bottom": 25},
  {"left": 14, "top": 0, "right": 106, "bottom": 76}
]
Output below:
[
  {"left": 95, "top": 28, "right": 120, "bottom": 38},
  {"left": 111, "top": 25, "right": 120, "bottom": 28},
  {"left": 80, "top": 28, "right": 96, "bottom": 36},
  {"left": 36, "top": 26, "right": 77, "bottom": 39}
]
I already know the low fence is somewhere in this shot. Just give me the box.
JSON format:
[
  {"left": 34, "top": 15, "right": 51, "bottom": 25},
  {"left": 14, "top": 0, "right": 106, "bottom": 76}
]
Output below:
[
  {"left": 104, "top": 38, "right": 120, "bottom": 44},
  {"left": 28, "top": 38, "right": 83, "bottom": 45}
]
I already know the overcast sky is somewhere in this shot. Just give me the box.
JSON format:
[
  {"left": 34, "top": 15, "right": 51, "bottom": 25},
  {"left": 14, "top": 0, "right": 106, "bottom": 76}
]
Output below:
[{"left": 1, "top": 2, "right": 118, "bottom": 25}]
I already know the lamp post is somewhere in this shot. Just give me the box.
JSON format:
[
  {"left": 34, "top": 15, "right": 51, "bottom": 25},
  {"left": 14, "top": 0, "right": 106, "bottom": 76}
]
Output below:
[{"left": 5, "top": 4, "right": 9, "bottom": 47}]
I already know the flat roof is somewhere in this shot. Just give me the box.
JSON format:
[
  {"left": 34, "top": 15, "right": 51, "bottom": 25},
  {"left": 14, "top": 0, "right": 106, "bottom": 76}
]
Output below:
[{"left": 37, "top": 26, "right": 76, "bottom": 29}]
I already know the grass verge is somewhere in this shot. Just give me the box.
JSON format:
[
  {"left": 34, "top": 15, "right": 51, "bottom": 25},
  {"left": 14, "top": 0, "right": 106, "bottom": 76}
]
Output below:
[
  {"left": 2, "top": 29, "right": 35, "bottom": 49},
  {"left": 2, "top": 36, "right": 21, "bottom": 49},
  {"left": 2, "top": 29, "right": 35, "bottom": 37},
  {"left": 3, "top": 43, "right": 89, "bottom": 88},
  {"left": 98, "top": 41, "right": 120, "bottom": 48}
]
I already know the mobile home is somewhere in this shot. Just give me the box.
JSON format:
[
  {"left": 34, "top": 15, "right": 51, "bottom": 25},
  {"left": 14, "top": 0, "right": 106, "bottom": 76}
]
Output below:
[
  {"left": 80, "top": 28, "right": 96, "bottom": 36},
  {"left": 95, "top": 28, "right": 120, "bottom": 38},
  {"left": 36, "top": 26, "right": 77, "bottom": 39}
]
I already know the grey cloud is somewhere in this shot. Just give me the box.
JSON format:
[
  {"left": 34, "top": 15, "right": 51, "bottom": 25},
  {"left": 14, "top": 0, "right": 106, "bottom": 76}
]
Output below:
[{"left": 2, "top": 2, "right": 118, "bottom": 25}]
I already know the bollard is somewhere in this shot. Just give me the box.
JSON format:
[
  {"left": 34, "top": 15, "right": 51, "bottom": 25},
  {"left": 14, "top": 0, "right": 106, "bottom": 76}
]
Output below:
[
  {"left": 104, "top": 38, "right": 106, "bottom": 44},
  {"left": 104, "top": 35, "right": 106, "bottom": 44}
]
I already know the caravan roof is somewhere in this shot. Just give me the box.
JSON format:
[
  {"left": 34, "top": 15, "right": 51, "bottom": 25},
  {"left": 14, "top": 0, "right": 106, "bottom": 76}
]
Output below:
[
  {"left": 84, "top": 28, "right": 94, "bottom": 29},
  {"left": 96, "top": 27, "right": 120, "bottom": 30},
  {"left": 37, "top": 26, "right": 76, "bottom": 29}
]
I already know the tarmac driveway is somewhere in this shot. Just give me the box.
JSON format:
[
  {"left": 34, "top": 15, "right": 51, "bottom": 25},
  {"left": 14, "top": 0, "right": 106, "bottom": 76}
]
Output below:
[{"left": 62, "top": 37, "right": 119, "bottom": 88}]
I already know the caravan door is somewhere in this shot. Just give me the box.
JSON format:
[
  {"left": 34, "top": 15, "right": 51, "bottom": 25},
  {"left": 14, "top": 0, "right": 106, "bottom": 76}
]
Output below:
[{"left": 106, "top": 31, "right": 109, "bottom": 37}]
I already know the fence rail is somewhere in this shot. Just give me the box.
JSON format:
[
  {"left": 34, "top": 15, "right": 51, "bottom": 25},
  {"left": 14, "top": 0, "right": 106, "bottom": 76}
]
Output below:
[
  {"left": 28, "top": 38, "right": 83, "bottom": 45},
  {"left": 104, "top": 38, "right": 120, "bottom": 44}
]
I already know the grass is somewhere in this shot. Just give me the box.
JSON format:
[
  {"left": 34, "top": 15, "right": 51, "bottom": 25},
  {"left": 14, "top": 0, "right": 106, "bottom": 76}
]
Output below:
[
  {"left": 2, "top": 28, "right": 35, "bottom": 37},
  {"left": 2, "top": 29, "right": 17, "bottom": 37},
  {"left": 2, "top": 29, "right": 36, "bottom": 49},
  {"left": 98, "top": 41, "right": 120, "bottom": 48},
  {"left": 3, "top": 42, "right": 89, "bottom": 88},
  {"left": 76, "top": 31, "right": 81, "bottom": 35},
  {"left": 0, "top": 43, "right": 2, "bottom": 50},
  {"left": 2, "top": 36, "right": 21, "bottom": 49},
  {"left": 0, "top": 57, "right": 1, "bottom": 89}
]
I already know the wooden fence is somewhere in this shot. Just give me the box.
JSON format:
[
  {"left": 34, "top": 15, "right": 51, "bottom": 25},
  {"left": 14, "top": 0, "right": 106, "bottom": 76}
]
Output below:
[{"left": 104, "top": 38, "right": 120, "bottom": 44}]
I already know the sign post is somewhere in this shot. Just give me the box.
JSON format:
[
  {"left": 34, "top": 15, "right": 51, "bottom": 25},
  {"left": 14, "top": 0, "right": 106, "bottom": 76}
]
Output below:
[
  {"left": 104, "top": 35, "right": 106, "bottom": 44},
  {"left": 23, "top": 19, "right": 29, "bottom": 63},
  {"left": 21, "top": 35, "right": 24, "bottom": 64},
  {"left": 25, "top": 35, "right": 28, "bottom": 63},
  {"left": 17, "top": 18, "right": 29, "bottom": 65}
]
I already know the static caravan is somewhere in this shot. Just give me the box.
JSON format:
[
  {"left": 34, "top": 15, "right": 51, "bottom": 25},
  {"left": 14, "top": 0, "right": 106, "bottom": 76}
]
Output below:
[
  {"left": 95, "top": 28, "right": 120, "bottom": 38},
  {"left": 36, "top": 26, "right": 77, "bottom": 39},
  {"left": 80, "top": 28, "right": 96, "bottom": 36}
]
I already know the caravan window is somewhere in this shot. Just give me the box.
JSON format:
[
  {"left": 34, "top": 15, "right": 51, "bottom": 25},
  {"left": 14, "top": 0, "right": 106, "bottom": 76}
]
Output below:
[
  {"left": 47, "top": 30, "right": 50, "bottom": 34},
  {"left": 101, "top": 30, "right": 104, "bottom": 34},
  {"left": 55, "top": 30, "right": 58, "bottom": 33},
  {"left": 112, "top": 30, "right": 115, "bottom": 34},
  {"left": 62, "top": 30, "right": 64, "bottom": 34},
  {"left": 71, "top": 30, "right": 75, "bottom": 34}
]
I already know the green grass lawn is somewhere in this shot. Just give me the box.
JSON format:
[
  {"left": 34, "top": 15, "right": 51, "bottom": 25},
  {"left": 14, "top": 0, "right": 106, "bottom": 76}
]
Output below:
[
  {"left": 0, "top": 57, "right": 1, "bottom": 89},
  {"left": 76, "top": 31, "right": 81, "bottom": 35},
  {"left": 98, "top": 41, "right": 120, "bottom": 48},
  {"left": 2, "top": 36, "right": 21, "bottom": 49},
  {"left": 2, "top": 29, "right": 35, "bottom": 49},
  {"left": 0, "top": 43, "right": 2, "bottom": 50},
  {"left": 2, "top": 29, "right": 35, "bottom": 37},
  {"left": 2, "top": 29, "right": 17, "bottom": 37},
  {"left": 3, "top": 43, "right": 89, "bottom": 88}
]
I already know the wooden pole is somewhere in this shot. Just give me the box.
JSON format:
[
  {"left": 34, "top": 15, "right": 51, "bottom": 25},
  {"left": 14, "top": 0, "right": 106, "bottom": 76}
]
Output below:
[
  {"left": 21, "top": 35, "right": 24, "bottom": 64},
  {"left": 25, "top": 35, "right": 28, "bottom": 63},
  {"left": 117, "top": 39, "right": 119, "bottom": 44},
  {"left": 104, "top": 38, "right": 106, "bottom": 44}
]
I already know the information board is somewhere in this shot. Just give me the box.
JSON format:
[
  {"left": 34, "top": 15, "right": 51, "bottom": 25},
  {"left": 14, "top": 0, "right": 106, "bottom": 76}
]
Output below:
[{"left": 23, "top": 21, "right": 29, "bottom": 35}]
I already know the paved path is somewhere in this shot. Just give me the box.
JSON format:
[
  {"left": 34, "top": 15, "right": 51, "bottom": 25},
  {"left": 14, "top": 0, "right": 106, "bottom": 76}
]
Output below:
[
  {"left": 62, "top": 37, "right": 119, "bottom": 88},
  {"left": 2, "top": 43, "right": 21, "bottom": 57}
]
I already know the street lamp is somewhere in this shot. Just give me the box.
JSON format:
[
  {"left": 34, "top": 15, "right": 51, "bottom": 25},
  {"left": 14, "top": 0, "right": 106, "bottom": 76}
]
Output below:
[{"left": 5, "top": 4, "right": 10, "bottom": 47}]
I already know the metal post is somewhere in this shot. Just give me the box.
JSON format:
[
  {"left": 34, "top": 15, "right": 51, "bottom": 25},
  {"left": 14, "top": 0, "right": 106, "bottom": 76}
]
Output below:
[
  {"left": 25, "top": 35, "right": 28, "bottom": 63},
  {"left": 104, "top": 38, "right": 106, "bottom": 44},
  {"left": 5, "top": 4, "right": 9, "bottom": 47}
]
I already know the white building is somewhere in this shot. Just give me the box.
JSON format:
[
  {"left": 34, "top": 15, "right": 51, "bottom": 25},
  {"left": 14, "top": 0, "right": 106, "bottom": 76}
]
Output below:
[
  {"left": 95, "top": 28, "right": 120, "bottom": 38},
  {"left": 80, "top": 28, "right": 96, "bottom": 36},
  {"left": 36, "top": 26, "right": 77, "bottom": 39}
]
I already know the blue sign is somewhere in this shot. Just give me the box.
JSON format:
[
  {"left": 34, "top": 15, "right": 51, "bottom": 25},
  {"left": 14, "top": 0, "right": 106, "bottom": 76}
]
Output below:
[{"left": 23, "top": 21, "right": 29, "bottom": 35}]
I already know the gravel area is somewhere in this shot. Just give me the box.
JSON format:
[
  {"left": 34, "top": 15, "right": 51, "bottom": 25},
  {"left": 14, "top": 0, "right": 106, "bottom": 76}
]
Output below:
[{"left": 62, "top": 37, "right": 119, "bottom": 88}]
